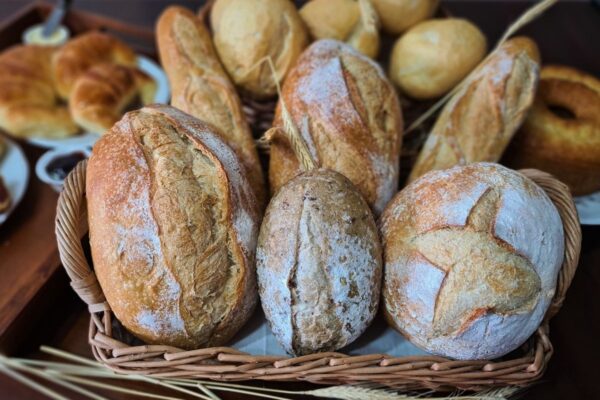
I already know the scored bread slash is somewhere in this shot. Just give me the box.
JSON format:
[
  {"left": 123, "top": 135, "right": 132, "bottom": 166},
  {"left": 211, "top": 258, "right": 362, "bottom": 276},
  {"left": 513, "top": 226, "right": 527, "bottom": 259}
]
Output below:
[
  {"left": 86, "top": 104, "right": 260, "bottom": 350},
  {"left": 257, "top": 71, "right": 382, "bottom": 356}
]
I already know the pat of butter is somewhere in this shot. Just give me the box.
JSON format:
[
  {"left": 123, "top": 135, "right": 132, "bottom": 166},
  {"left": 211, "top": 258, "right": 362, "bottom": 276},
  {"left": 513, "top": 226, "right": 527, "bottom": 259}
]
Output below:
[{"left": 23, "top": 24, "right": 70, "bottom": 46}]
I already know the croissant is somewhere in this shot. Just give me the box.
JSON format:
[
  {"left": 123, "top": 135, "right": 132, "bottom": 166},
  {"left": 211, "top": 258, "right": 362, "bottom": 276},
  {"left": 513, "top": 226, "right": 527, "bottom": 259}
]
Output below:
[
  {"left": 0, "top": 44, "right": 78, "bottom": 139},
  {"left": 69, "top": 63, "right": 156, "bottom": 135},
  {"left": 52, "top": 31, "right": 137, "bottom": 99}
]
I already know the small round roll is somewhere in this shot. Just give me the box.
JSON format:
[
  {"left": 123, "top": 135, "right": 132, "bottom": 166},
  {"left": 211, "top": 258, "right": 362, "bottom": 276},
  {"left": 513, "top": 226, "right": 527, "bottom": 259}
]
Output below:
[
  {"left": 389, "top": 18, "right": 487, "bottom": 99},
  {"left": 372, "top": 0, "right": 439, "bottom": 35},
  {"left": 211, "top": 0, "right": 308, "bottom": 99}
]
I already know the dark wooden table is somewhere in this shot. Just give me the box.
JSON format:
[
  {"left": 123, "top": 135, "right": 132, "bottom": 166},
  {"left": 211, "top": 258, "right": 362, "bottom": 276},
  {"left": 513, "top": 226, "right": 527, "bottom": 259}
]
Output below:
[{"left": 0, "top": 1, "right": 598, "bottom": 399}]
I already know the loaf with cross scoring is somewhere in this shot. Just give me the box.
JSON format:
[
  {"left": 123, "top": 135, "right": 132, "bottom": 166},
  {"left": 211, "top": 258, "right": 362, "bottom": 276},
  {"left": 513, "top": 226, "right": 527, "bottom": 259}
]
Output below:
[{"left": 380, "top": 162, "right": 564, "bottom": 360}]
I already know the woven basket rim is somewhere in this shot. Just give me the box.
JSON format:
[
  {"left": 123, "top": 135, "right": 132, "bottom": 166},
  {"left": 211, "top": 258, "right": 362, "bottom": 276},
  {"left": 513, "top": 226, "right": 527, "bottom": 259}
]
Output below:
[{"left": 55, "top": 160, "right": 581, "bottom": 390}]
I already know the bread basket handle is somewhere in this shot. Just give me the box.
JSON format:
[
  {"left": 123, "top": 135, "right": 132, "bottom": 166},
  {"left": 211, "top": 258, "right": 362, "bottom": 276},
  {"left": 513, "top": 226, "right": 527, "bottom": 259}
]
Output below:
[
  {"left": 54, "top": 163, "right": 581, "bottom": 321},
  {"left": 519, "top": 169, "right": 581, "bottom": 320},
  {"left": 55, "top": 159, "right": 109, "bottom": 313}
]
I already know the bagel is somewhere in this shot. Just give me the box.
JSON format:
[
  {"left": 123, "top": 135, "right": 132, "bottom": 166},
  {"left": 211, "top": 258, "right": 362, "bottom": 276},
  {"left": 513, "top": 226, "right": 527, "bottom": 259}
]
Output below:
[{"left": 505, "top": 65, "right": 600, "bottom": 195}]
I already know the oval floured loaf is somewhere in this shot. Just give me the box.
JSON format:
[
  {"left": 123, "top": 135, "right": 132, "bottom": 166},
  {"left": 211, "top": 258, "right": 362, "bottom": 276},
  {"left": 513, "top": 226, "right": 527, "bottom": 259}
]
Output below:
[
  {"left": 269, "top": 39, "right": 403, "bottom": 215},
  {"left": 257, "top": 169, "right": 382, "bottom": 355},
  {"left": 87, "top": 104, "right": 260, "bottom": 349},
  {"left": 380, "top": 163, "right": 564, "bottom": 360}
]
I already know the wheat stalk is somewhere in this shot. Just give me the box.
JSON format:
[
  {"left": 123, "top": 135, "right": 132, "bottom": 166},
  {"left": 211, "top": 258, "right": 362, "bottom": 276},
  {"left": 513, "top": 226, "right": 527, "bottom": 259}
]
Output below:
[{"left": 0, "top": 348, "right": 524, "bottom": 400}]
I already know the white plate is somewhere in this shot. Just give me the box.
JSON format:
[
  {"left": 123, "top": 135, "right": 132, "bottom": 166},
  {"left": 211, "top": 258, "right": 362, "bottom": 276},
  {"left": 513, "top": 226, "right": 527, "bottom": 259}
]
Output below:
[
  {"left": 575, "top": 191, "right": 600, "bottom": 225},
  {"left": 0, "top": 137, "right": 30, "bottom": 225},
  {"left": 27, "top": 55, "right": 170, "bottom": 149}
]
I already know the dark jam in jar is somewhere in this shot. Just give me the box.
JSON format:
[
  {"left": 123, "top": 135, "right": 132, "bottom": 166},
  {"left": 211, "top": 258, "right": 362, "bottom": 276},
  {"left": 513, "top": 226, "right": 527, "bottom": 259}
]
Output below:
[{"left": 46, "top": 152, "right": 86, "bottom": 181}]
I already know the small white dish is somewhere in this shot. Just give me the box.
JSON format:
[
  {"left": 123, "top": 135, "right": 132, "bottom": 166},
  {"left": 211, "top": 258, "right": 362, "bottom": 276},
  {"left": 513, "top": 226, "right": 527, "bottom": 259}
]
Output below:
[
  {"left": 27, "top": 55, "right": 170, "bottom": 149},
  {"left": 22, "top": 24, "right": 70, "bottom": 46},
  {"left": 575, "top": 191, "right": 600, "bottom": 225},
  {"left": 35, "top": 146, "right": 91, "bottom": 193},
  {"left": 0, "top": 137, "right": 30, "bottom": 226}
]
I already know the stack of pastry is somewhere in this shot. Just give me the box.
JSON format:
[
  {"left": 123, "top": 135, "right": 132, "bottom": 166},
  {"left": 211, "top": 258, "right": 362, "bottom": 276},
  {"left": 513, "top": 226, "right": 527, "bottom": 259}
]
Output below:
[{"left": 0, "top": 32, "right": 156, "bottom": 139}]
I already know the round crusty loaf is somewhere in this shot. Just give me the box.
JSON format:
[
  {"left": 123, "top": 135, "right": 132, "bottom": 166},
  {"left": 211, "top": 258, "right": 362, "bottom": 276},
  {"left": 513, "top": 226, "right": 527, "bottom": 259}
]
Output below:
[
  {"left": 372, "top": 0, "right": 439, "bottom": 35},
  {"left": 269, "top": 39, "right": 402, "bottom": 215},
  {"left": 380, "top": 163, "right": 564, "bottom": 360},
  {"left": 389, "top": 18, "right": 486, "bottom": 99},
  {"left": 211, "top": 0, "right": 308, "bottom": 99},
  {"left": 257, "top": 168, "right": 382, "bottom": 356},
  {"left": 87, "top": 104, "right": 260, "bottom": 350}
]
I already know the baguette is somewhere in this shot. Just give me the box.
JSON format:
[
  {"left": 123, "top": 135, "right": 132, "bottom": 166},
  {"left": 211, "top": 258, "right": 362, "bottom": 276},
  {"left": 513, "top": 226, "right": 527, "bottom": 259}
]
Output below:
[
  {"left": 156, "top": 6, "right": 265, "bottom": 206},
  {"left": 408, "top": 37, "right": 540, "bottom": 183}
]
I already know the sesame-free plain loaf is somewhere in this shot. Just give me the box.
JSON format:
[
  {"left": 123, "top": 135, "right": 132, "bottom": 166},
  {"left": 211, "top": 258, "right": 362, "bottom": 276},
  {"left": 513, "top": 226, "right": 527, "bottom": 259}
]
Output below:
[
  {"left": 86, "top": 105, "right": 260, "bottom": 349},
  {"left": 269, "top": 39, "right": 403, "bottom": 215},
  {"left": 381, "top": 163, "right": 564, "bottom": 360},
  {"left": 257, "top": 169, "right": 382, "bottom": 356}
]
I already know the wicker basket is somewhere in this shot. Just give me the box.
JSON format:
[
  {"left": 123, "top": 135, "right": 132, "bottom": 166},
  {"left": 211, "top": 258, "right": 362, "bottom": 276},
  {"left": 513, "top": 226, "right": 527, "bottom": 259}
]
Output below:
[{"left": 55, "top": 160, "right": 581, "bottom": 391}]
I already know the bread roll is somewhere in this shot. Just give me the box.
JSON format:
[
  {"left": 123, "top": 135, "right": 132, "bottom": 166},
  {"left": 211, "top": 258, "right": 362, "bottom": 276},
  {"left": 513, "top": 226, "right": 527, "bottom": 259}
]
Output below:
[
  {"left": 408, "top": 37, "right": 540, "bottom": 183},
  {"left": 269, "top": 39, "right": 402, "bottom": 215},
  {"left": 156, "top": 6, "right": 266, "bottom": 206},
  {"left": 52, "top": 32, "right": 137, "bottom": 99},
  {"left": 87, "top": 104, "right": 260, "bottom": 349},
  {"left": 257, "top": 168, "right": 382, "bottom": 355},
  {"left": 372, "top": 0, "right": 438, "bottom": 35},
  {"left": 381, "top": 163, "right": 564, "bottom": 360},
  {"left": 504, "top": 65, "right": 600, "bottom": 196},
  {"left": 211, "top": 0, "right": 308, "bottom": 99},
  {"left": 70, "top": 63, "right": 156, "bottom": 135},
  {"left": 389, "top": 18, "right": 486, "bottom": 99},
  {"left": 300, "top": 0, "right": 380, "bottom": 58},
  {"left": 0, "top": 44, "right": 78, "bottom": 139}
]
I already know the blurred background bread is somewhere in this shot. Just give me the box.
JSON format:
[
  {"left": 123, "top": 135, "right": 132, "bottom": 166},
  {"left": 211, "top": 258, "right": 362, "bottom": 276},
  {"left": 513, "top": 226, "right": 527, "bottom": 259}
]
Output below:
[
  {"left": 52, "top": 31, "right": 137, "bottom": 99},
  {"left": 269, "top": 39, "right": 402, "bottom": 215},
  {"left": 257, "top": 169, "right": 382, "bottom": 355},
  {"left": 69, "top": 63, "right": 156, "bottom": 135},
  {"left": 211, "top": 0, "right": 308, "bottom": 99},
  {"left": 372, "top": 0, "right": 438, "bottom": 35},
  {"left": 86, "top": 105, "right": 260, "bottom": 349},
  {"left": 300, "top": 0, "right": 380, "bottom": 58},
  {"left": 408, "top": 37, "right": 540, "bottom": 183},
  {"left": 0, "top": 44, "right": 78, "bottom": 139},
  {"left": 0, "top": 176, "right": 10, "bottom": 213},
  {"left": 504, "top": 65, "right": 600, "bottom": 196},
  {"left": 381, "top": 163, "right": 564, "bottom": 360},
  {"left": 157, "top": 5, "right": 266, "bottom": 206},
  {"left": 389, "top": 18, "right": 486, "bottom": 99}
]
